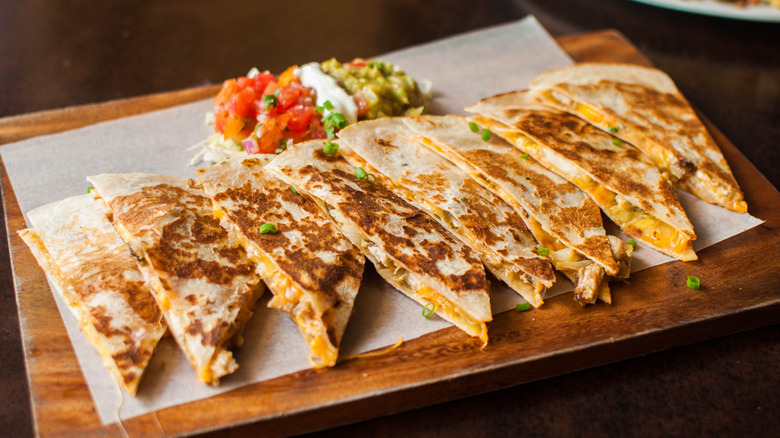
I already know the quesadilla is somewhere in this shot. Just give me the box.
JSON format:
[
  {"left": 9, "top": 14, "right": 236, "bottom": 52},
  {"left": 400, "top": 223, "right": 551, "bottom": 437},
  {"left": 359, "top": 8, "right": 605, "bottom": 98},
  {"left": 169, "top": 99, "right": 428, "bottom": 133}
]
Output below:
[
  {"left": 467, "top": 91, "right": 697, "bottom": 262},
  {"left": 87, "top": 173, "right": 264, "bottom": 384},
  {"left": 266, "top": 140, "right": 492, "bottom": 344},
  {"left": 195, "top": 156, "right": 365, "bottom": 368},
  {"left": 401, "top": 115, "right": 633, "bottom": 305},
  {"left": 336, "top": 118, "right": 555, "bottom": 307},
  {"left": 19, "top": 194, "right": 166, "bottom": 395},
  {"left": 529, "top": 62, "right": 747, "bottom": 213}
]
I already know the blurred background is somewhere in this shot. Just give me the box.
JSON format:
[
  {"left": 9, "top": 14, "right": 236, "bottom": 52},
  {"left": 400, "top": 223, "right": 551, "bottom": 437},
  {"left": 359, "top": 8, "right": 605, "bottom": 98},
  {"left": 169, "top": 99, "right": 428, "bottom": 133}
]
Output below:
[{"left": 1, "top": 1, "right": 778, "bottom": 436}]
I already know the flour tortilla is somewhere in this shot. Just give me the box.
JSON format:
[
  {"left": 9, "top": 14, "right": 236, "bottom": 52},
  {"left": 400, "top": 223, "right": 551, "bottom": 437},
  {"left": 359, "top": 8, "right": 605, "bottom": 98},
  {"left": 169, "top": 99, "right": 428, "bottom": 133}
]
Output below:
[
  {"left": 87, "top": 173, "right": 264, "bottom": 384},
  {"left": 196, "top": 156, "right": 365, "bottom": 368},
  {"left": 467, "top": 91, "right": 697, "bottom": 261},
  {"left": 19, "top": 194, "right": 166, "bottom": 395},
  {"left": 266, "top": 140, "right": 492, "bottom": 344},
  {"left": 337, "top": 117, "right": 555, "bottom": 308},
  {"left": 529, "top": 62, "right": 746, "bottom": 213}
]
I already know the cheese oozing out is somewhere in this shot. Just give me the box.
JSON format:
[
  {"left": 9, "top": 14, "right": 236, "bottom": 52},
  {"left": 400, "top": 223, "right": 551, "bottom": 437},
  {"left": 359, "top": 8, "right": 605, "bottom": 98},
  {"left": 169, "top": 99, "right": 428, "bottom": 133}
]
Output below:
[
  {"left": 473, "top": 116, "right": 696, "bottom": 261},
  {"left": 341, "top": 149, "right": 543, "bottom": 307},
  {"left": 212, "top": 205, "right": 338, "bottom": 368},
  {"left": 324, "top": 196, "right": 489, "bottom": 345}
]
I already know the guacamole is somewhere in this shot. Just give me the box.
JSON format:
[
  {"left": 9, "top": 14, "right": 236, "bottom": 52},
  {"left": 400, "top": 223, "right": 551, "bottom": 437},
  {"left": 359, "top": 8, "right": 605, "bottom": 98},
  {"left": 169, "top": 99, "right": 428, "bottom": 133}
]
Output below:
[{"left": 321, "top": 58, "right": 429, "bottom": 120}]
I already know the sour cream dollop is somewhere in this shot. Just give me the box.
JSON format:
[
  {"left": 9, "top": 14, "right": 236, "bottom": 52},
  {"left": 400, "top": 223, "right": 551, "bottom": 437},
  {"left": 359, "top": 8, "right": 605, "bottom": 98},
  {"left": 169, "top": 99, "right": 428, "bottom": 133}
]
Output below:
[{"left": 296, "top": 62, "right": 358, "bottom": 124}]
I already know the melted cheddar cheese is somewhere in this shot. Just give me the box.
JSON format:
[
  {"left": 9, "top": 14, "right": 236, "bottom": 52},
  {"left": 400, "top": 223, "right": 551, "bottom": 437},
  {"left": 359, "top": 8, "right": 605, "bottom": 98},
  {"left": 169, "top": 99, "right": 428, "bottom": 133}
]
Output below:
[
  {"left": 418, "top": 285, "right": 488, "bottom": 346},
  {"left": 343, "top": 148, "right": 542, "bottom": 305},
  {"left": 215, "top": 204, "right": 338, "bottom": 368},
  {"left": 543, "top": 90, "right": 681, "bottom": 185},
  {"left": 475, "top": 116, "right": 695, "bottom": 261}
]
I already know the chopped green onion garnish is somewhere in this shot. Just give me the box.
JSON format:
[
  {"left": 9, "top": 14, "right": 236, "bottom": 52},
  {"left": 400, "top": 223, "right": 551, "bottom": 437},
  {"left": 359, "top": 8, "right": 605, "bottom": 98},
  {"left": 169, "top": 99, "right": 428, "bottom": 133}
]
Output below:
[
  {"left": 468, "top": 121, "right": 479, "bottom": 133},
  {"left": 290, "top": 186, "right": 299, "bottom": 195},
  {"left": 627, "top": 239, "right": 637, "bottom": 247},
  {"left": 536, "top": 247, "right": 550, "bottom": 256},
  {"left": 515, "top": 302, "right": 531, "bottom": 312},
  {"left": 612, "top": 138, "right": 623, "bottom": 147},
  {"left": 481, "top": 128, "right": 492, "bottom": 141},
  {"left": 259, "top": 223, "right": 277, "bottom": 234},
  {"left": 263, "top": 94, "right": 278, "bottom": 109},
  {"left": 520, "top": 153, "right": 529, "bottom": 160},
  {"left": 87, "top": 186, "right": 94, "bottom": 193},
  {"left": 355, "top": 167, "right": 368, "bottom": 180},
  {"left": 315, "top": 105, "right": 324, "bottom": 114},
  {"left": 279, "top": 138, "right": 288, "bottom": 150},
  {"left": 422, "top": 302, "right": 436, "bottom": 318},
  {"left": 608, "top": 126, "right": 619, "bottom": 133},
  {"left": 366, "top": 173, "right": 378, "bottom": 184},
  {"left": 323, "top": 112, "right": 348, "bottom": 138},
  {"left": 323, "top": 100, "right": 334, "bottom": 111},
  {"left": 323, "top": 141, "right": 339, "bottom": 156},
  {"left": 686, "top": 276, "right": 701, "bottom": 290}
]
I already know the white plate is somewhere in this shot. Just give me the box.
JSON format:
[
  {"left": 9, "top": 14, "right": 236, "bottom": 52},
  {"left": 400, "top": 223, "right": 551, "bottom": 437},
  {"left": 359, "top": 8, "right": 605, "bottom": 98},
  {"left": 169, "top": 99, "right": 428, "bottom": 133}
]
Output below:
[{"left": 631, "top": 0, "right": 780, "bottom": 22}]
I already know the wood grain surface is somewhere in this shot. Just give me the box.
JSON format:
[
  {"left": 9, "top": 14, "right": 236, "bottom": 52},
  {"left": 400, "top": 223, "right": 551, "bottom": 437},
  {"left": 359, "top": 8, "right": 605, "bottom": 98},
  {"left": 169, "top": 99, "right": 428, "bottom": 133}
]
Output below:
[{"left": 3, "top": 31, "right": 779, "bottom": 438}]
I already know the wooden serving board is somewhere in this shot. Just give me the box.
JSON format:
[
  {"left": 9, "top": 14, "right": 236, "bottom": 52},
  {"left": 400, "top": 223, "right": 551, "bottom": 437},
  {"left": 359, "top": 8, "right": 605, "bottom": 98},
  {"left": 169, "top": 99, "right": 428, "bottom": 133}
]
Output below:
[{"left": 3, "top": 31, "right": 779, "bottom": 438}]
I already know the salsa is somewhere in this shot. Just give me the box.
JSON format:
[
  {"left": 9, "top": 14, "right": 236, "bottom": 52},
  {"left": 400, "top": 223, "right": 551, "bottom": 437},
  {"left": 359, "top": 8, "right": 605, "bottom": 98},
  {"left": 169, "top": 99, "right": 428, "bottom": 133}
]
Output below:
[
  {"left": 192, "top": 58, "right": 430, "bottom": 165},
  {"left": 212, "top": 66, "right": 324, "bottom": 154}
]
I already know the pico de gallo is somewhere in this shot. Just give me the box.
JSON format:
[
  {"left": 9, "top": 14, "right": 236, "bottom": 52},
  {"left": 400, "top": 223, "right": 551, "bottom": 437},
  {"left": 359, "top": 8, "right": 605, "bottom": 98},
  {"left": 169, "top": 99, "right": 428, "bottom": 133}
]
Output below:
[{"left": 190, "top": 58, "right": 430, "bottom": 165}]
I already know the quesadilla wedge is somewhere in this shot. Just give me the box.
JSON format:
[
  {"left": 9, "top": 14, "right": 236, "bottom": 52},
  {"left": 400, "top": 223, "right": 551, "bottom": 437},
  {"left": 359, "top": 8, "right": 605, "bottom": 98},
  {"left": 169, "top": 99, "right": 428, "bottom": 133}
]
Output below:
[
  {"left": 529, "top": 62, "right": 746, "bottom": 213},
  {"left": 401, "top": 115, "right": 633, "bottom": 306},
  {"left": 87, "top": 173, "right": 264, "bottom": 384},
  {"left": 19, "top": 194, "right": 166, "bottom": 395},
  {"left": 196, "top": 156, "right": 365, "bottom": 368},
  {"left": 266, "top": 140, "right": 492, "bottom": 344},
  {"left": 467, "top": 91, "right": 697, "bottom": 262},
  {"left": 336, "top": 118, "right": 555, "bottom": 308}
]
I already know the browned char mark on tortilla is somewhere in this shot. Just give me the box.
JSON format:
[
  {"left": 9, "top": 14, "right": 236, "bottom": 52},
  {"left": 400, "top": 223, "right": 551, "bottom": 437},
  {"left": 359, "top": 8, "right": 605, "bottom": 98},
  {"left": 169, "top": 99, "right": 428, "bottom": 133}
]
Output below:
[
  {"left": 512, "top": 110, "right": 682, "bottom": 212},
  {"left": 318, "top": 167, "right": 487, "bottom": 294},
  {"left": 111, "top": 184, "right": 256, "bottom": 286},
  {"left": 214, "top": 180, "right": 364, "bottom": 305}
]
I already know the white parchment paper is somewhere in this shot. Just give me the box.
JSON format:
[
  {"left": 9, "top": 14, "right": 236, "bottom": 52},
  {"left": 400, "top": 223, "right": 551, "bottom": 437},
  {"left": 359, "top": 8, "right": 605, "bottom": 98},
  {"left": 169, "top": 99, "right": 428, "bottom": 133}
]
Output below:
[{"left": 1, "top": 16, "right": 763, "bottom": 424}]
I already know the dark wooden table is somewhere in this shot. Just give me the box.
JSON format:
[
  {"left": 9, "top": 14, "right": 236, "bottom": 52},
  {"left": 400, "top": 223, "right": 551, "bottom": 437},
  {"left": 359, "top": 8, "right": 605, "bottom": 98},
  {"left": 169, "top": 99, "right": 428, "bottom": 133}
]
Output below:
[{"left": 1, "top": 1, "right": 778, "bottom": 436}]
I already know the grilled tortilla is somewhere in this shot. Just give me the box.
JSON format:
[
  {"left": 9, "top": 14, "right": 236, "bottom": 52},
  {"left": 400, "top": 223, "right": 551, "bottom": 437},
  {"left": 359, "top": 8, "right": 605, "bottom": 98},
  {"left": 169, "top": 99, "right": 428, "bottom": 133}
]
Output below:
[
  {"left": 402, "top": 115, "right": 633, "bottom": 306},
  {"left": 337, "top": 118, "right": 554, "bottom": 308},
  {"left": 266, "top": 140, "right": 492, "bottom": 344},
  {"left": 467, "top": 91, "right": 697, "bottom": 262},
  {"left": 87, "top": 173, "right": 264, "bottom": 384},
  {"left": 19, "top": 194, "right": 166, "bottom": 395},
  {"left": 529, "top": 62, "right": 746, "bottom": 213},
  {"left": 196, "top": 156, "right": 365, "bottom": 368}
]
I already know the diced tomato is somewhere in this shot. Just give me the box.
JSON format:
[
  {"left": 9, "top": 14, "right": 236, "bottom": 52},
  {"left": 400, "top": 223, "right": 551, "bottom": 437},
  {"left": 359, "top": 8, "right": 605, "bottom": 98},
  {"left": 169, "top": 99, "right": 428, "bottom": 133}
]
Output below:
[
  {"left": 353, "top": 91, "right": 370, "bottom": 118},
  {"left": 346, "top": 58, "right": 368, "bottom": 69},
  {"left": 214, "top": 79, "right": 238, "bottom": 107},
  {"left": 255, "top": 118, "right": 283, "bottom": 153},
  {"left": 223, "top": 115, "right": 246, "bottom": 140},
  {"left": 263, "top": 81, "right": 280, "bottom": 97},
  {"left": 275, "top": 112, "right": 291, "bottom": 131},
  {"left": 285, "top": 105, "right": 313, "bottom": 133},
  {"left": 214, "top": 110, "right": 227, "bottom": 134},
  {"left": 228, "top": 88, "right": 256, "bottom": 119},
  {"left": 253, "top": 71, "right": 274, "bottom": 94},
  {"left": 211, "top": 66, "right": 325, "bottom": 151},
  {"left": 277, "top": 83, "right": 302, "bottom": 111},
  {"left": 236, "top": 76, "right": 253, "bottom": 90},
  {"left": 277, "top": 65, "right": 297, "bottom": 87}
]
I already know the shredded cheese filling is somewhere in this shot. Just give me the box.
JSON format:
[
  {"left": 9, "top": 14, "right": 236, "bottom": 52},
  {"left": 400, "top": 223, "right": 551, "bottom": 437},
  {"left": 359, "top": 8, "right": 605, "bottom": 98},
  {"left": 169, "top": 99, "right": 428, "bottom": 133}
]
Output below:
[
  {"left": 544, "top": 90, "right": 746, "bottom": 214},
  {"left": 363, "top": 236, "right": 489, "bottom": 345},
  {"left": 342, "top": 149, "right": 540, "bottom": 301},
  {"left": 216, "top": 205, "right": 338, "bottom": 368},
  {"left": 473, "top": 116, "right": 695, "bottom": 260}
]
